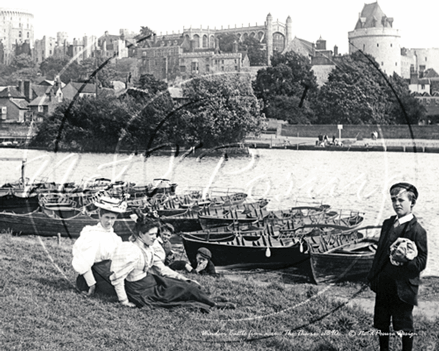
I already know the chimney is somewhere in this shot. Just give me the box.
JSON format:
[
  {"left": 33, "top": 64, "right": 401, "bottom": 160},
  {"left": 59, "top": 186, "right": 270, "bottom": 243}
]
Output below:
[
  {"left": 18, "top": 80, "right": 23, "bottom": 95},
  {"left": 24, "top": 81, "right": 32, "bottom": 101},
  {"left": 334, "top": 45, "right": 338, "bottom": 56}
]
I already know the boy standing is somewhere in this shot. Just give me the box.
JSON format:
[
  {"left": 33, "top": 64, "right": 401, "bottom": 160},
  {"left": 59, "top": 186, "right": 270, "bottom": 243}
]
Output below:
[{"left": 367, "top": 182, "right": 428, "bottom": 351}]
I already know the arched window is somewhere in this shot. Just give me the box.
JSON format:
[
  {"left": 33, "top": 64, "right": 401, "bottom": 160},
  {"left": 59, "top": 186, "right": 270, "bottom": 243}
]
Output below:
[
  {"left": 202, "top": 35, "right": 208, "bottom": 48},
  {"left": 209, "top": 35, "right": 215, "bottom": 48},
  {"left": 272, "top": 32, "right": 285, "bottom": 52},
  {"left": 193, "top": 34, "right": 200, "bottom": 48}
]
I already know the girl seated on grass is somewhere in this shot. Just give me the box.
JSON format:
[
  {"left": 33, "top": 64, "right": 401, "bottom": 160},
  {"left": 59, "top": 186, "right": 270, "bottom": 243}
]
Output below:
[{"left": 109, "top": 212, "right": 234, "bottom": 311}]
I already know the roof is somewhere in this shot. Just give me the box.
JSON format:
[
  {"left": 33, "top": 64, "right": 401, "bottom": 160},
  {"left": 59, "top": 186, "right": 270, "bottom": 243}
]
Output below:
[
  {"left": 283, "top": 37, "right": 314, "bottom": 57},
  {"left": 32, "top": 85, "right": 51, "bottom": 97},
  {"left": 10, "top": 98, "right": 29, "bottom": 109},
  {"left": 424, "top": 68, "right": 439, "bottom": 78},
  {"left": 64, "top": 82, "right": 97, "bottom": 94},
  {"left": 354, "top": 2, "right": 393, "bottom": 29},
  {"left": 0, "top": 86, "right": 27, "bottom": 99},
  {"left": 28, "top": 95, "right": 49, "bottom": 106}
]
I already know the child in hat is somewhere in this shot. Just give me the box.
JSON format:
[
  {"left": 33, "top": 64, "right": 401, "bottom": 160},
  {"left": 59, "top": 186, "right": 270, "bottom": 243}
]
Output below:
[
  {"left": 367, "top": 182, "right": 427, "bottom": 351},
  {"left": 170, "top": 247, "right": 217, "bottom": 275}
]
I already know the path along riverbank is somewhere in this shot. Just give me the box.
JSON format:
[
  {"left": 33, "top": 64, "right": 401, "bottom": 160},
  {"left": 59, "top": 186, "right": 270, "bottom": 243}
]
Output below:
[{"left": 245, "top": 135, "right": 439, "bottom": 153}]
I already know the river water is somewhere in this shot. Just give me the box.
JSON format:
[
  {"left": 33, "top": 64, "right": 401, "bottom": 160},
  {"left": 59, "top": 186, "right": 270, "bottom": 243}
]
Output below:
[{"left": 1, "top": 147, "right": 438, "bottom": 276}]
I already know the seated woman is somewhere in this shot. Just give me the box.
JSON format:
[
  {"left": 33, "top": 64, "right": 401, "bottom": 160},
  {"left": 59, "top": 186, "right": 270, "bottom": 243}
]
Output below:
[
  {"left": 72, "top": 196, "right": 127, "bottom": 297},
  {"left": 109, "top": 213, "right": 234, "bottom": 311}
]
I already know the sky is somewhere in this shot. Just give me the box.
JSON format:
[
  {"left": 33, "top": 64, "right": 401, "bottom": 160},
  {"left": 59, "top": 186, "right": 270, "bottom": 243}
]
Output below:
[{"left": 9, "top": 0, "right": 440, "bottom": 54}]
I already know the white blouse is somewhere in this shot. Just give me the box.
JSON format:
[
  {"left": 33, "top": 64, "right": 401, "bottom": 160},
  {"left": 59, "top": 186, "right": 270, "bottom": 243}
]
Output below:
[
  {"left": 72, "top": 223, "right": 122, "bottom": 286},
  {"left": 150, "top": 240, "right": 186, "bottom": 281},
  {"left": 110, "top": 241, "right": 186, "bottom": 302}
]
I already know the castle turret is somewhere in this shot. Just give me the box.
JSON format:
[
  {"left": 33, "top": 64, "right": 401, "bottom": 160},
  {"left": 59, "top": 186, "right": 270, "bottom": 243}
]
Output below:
[
  {"left": 266, "top": 13, "right": 273, "bottom": 65},
  {"left": 348, "top": 2, "right": 401, "bottom": 76},
  {"left": 286, "top": 16, "right": 292, "bottom": 46}
]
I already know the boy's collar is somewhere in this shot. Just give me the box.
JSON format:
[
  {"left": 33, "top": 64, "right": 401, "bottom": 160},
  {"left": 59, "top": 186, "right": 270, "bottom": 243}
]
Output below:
[{"left": 396, "top": 213, "right": 414, "bottom": 225}]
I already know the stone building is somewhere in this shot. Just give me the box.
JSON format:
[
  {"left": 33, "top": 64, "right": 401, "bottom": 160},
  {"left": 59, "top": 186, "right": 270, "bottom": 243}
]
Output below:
[
  {"left": 0, "top": 86, "right": 30, "bottom": 122},
  {"left": 348, "top": 2, "right": 439, "bottom": 81},
  {"left": 348, "top": 2, "right": 401, "bottom": 76},
  {"left": 0, "top": 8, "right": 34, "bottom": 64},
  {"left": 135, "top": 13, "right": 292, "bottom": 82},
  {"left": 34, "top": 35, "right": 56, "bottom": 63}
]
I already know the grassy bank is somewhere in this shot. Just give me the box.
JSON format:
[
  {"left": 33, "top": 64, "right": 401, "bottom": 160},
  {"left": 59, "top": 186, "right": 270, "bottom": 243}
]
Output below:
[{"left": 1, "top": 233, "right": 438, "bottom": 351}]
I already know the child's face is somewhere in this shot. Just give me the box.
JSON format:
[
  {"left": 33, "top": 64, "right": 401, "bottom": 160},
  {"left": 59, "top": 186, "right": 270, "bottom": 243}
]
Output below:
[
  {"left": 391, "top": 190, "right": 412, "bottom": 218},
  {"left": 196, "top": 253, "right": 208, "bottom": 265},
  {"left": 161, "top": 230, "right": 172, "bottom": 243}
]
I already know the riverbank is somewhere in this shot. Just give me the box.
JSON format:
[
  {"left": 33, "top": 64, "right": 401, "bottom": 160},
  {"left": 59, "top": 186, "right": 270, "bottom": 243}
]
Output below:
[
  {"left": 1, "top": 233, "right": 438, "bottom": 351},
  {"left": 245, "top": 135, "right": 439, "bottom": 153}
]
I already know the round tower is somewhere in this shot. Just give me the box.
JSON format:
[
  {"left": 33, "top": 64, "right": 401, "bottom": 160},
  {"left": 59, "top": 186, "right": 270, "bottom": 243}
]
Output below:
[
  {"left": 266, "top": 13, "right": 273, "bottom": 65},
  {"left": 348, "top": 2, "right": 401, "bottom": 76},
  {"left": 0, "top": 8, "right": 34, "bottom": 64}
]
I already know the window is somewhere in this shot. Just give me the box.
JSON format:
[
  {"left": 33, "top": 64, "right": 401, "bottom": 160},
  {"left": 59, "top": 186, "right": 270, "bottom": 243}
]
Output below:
[
  {"left": 377, "top": 43, "right": 379, "bottom": 47},
  {"left": 235, "top": 66, "right": 238, "bottom": 70},
  {"left": 390, "top": 43, "right": 392, "bottom": 47},
  {"left": 19, "top": 31, "right": 22, "bottom": 38},
  {"left": 180, "top": 66, "right": 186, "bottom": 72},
  {"left": 191, "top": 62, "right": 198, "bottom": 72},
  {"left": 425, "top": 57, "right": 427, "bottom": 61},
  {"left": 206, "top": 64, "right": 209, "bottom": 72},
  {"left": 421, "top": 84, "right": 425, "bottom": 90},
  {"left": 381, "top": 62, "right": 383, "bottom": 66},
  {"left": 395, "top": 62, "right": 397, "bottom": 66},
  {"left": 221, "top": 66, "right": 224, "bottom": 71},
  {"left": 27, "top": 32, "right": 29, "bottom": 38}
]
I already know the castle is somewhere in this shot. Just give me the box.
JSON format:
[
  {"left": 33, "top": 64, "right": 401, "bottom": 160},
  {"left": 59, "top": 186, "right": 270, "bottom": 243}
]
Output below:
[
  {"left": 0, "top": 8, "right": 34, "bottom": 64},
  {"left": 348, "top": 1, "right": 438, "bottom": 81}
]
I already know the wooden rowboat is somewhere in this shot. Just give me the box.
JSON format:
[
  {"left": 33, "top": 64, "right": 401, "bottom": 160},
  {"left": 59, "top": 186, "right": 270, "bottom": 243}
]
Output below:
[
  {"left": 307, "top": 225, "right": 381, "bottom": 284},
  {"left": 0, "top": 209, "right": 135, "bottom": 239},
  {"left": 180, "top": 229, "right": 309, "bottom": 269},
  {"left": 0, "top": 191, "right": 40, "bottom": 214}
]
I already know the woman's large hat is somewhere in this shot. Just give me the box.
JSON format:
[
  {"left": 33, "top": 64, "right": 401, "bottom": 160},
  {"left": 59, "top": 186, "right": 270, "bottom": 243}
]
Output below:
[{"left": 94, "top": 196, "right": 127, "bottom": 213}]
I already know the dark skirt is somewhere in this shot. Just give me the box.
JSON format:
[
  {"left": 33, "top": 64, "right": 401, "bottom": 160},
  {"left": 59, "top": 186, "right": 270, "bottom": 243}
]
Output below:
[{"left": 76, "top": 260, "right": 215, "bottom": 311}]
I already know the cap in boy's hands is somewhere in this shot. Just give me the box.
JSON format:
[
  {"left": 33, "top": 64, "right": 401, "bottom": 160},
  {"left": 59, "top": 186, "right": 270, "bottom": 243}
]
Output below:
[{"left": 389, "top": 238, "right": 418, "bottom": 266}]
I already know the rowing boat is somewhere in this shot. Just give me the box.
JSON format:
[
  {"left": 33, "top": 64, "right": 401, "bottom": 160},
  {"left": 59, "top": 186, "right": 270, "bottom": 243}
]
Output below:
[{"left": 307, "top": 226, "right": 381, "bottom": 284}]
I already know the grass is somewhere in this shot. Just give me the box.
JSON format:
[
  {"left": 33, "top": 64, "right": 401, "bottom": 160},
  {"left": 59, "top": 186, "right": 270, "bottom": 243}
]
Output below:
[{"left": 0, "top": 233, "right": 438, "bottom": 351}]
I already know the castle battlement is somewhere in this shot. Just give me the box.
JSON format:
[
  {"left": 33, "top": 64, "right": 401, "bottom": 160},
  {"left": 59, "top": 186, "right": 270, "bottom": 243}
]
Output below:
[{"left": 348, "top": 27, "right": 400, "bottom": 39}]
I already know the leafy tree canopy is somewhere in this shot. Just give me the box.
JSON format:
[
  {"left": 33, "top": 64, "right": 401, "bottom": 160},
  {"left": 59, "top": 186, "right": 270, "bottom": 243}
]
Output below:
[
  {"left": 217, "top": 34, "right": 266, "bottom": 66},
  {"left": 252, "top": 50, "right": 317, "bottom": 122},
  {"left": 310, "top": 51, "right": 426, "bottom": 124},
  {"left": 169, "top": 74, "right": 265, "bottom": 148}
]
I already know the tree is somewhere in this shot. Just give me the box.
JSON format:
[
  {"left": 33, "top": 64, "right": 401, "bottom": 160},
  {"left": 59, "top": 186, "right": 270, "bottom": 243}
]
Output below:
[
  {"left": 242, "top": 36, "right": 267, "bottom": 66},
  {"left": 39, "top": 56, "right": 81, "bottom": 82},
  {"left": 217, "top": 34, "right": 266, "bottom": 66},
  {"left": 31, "top": 95, "right": 134, "bottom": 152},
  {"left": 252, "top": 50, "right": 317, "bottom": 122},
  {"left": 10, "top": 53, "right": 36, "bottom": 70},
  {"left": 310, "top": 52, "right": 426, "bottom": 124},
  {"left": 135, "top": 73, "right": 168, "bottom": 95},
  {"left": 169, "top": 74, "right": 265, "bottom": 148}
]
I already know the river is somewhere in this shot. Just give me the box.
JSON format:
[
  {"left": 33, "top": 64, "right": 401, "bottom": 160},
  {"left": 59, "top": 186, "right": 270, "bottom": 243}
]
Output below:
[{"left": 1, "top": 147, "right": 438, "bottom": 276}]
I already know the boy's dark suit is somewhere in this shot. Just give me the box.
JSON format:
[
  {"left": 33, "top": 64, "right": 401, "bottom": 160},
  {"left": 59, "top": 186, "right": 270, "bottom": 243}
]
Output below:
[
  {"left": 368, "top": 214, "right": 427, "bottom": 349},
  {"left": 367, "top": 215, "right": 427, "bottom": 307}
]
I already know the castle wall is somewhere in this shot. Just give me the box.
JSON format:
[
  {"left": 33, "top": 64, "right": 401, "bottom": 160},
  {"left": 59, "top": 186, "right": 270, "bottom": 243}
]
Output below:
[
  {"left": 0, "top": 8, "right": 34, "bottom": 64},
  {"left": 348, "top": 27, "right": 401, "bottom": 76}
]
